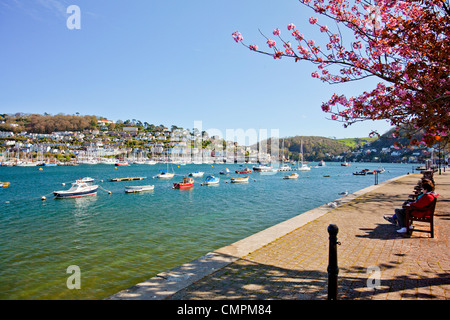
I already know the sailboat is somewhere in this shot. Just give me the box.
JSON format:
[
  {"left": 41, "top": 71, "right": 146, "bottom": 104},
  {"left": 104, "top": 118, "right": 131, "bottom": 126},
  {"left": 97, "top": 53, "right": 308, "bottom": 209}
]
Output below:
[
  {"left": 157, "top": 150, "right": 175, "bottom": 179},
  {"left": 298, "top": 140, "right": 311, "bottom": 171}
]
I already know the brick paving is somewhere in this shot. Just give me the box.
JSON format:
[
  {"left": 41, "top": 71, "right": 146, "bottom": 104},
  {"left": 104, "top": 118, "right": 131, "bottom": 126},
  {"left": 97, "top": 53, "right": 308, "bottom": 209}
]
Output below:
[
  {"left": 167, "top": 171, "right": 450, "bottom": 300},
  {"left": 110, "top": 171, "right": 450, "bottom": 300}
]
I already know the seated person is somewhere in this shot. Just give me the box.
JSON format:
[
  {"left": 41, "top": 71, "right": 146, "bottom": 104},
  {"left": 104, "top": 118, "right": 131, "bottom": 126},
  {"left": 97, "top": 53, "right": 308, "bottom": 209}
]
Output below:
[{"left": 384, "top": 181, "right": 438, "bottom": 234}]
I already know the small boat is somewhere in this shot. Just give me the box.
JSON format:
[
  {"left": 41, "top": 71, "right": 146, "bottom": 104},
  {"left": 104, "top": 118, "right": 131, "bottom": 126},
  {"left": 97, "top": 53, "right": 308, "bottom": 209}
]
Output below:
[
  {"left": 53, "top": 180, "right": 98, "bottom": 199},
  {"left": 173, "top": 177, "right": 194, "bottom": 189},
  {"left": 1, "top": 182, "right": 10, "bottom": 188},
  {"left": 81, "top": 177, "right": 94, "bottom": 183},
  {"left": 318, "top": 160, "right": 326, "bottom": 166},
  {"left": 235, "top": 168, "right": 252, "bottom": 174},
  {"left": 220, "top": 168, "right": 230, "bottom": 175},
  {"left": 156, "top": 171, "right": 175, "bottom": 179},
  {"left": 115, "top": 161, "right": 129, "bottom": 166},
  {"left": 341, "top": 162, "right": 351, "bottom": 166},
  {"left": 375, "top": 168, "right": 385, "bottom": 173},
  {"left": 124, "top": 185, "right": 155, "bottom": 193},
  {"left": 338, "top": 190, "right": 348, "bottom": 196},
  {"left": 16, "top": 161, "right": 37, "bottom": 167},
  {"left": 189, "top": 171, "right": 204, "bottom": 177},
  {"left": 278, "top": 164, "right": 293, "bottom": 171},
  {"left": 353, "top": 171, "right": 366, "bottom": 175},
  {"left": 252, "top": 165, "right": 273, "bottom": 172},
  {"left": 204, "top": 175, "right": 220, "bottom": 185},
  {"left": 230, "top": 176, "right": 249, "bottom": 183},
  {"left": 41, "top": 162, "right": 58, "bottom": 167},
  {"left": 283, "top": 173, "right": 299, "bottom": 179},
  {"left": 297, "top": 163, "right": 311, "bottom": 171}
]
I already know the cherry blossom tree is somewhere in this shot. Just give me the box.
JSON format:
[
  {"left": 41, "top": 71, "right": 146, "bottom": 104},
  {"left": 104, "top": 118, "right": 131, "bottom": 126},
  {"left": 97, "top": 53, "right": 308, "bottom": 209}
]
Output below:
[{"left": 232, "top": 0, "right": 449, "bottom": 147}]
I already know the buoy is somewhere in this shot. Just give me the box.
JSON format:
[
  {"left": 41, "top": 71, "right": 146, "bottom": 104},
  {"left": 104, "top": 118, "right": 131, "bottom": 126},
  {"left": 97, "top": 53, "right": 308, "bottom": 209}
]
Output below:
[
  {"left": 62, "top": 183, "right": 65, "bottom": 186},
  {"left": 200, "top": 183, "right": 203, "bottom": 186},
  {"left": 114, "top": 167, "right": 117, "bottom": 169},
  {"left": 42, "top": 196, "right": 46, "bottom": 201},
  {"left": 108, "top": 191, "right": 112, "bottom": 194},
  {"left": 39, "top": 168, "right": 43, "bottom": 171}
]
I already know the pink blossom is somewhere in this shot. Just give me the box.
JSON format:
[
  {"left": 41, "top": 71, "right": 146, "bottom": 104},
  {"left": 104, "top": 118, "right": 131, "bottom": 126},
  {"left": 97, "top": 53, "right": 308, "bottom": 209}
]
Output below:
[
  {"left": 287, "top": 23, "right": 296, "bottom": 30},
  {"left": 273, "top": 28, "right": 281, "bottom": 36},
  {"left": 320, "top": 25, "right": 329, "bottom": 32},
  {"left": 267, "top": 39, "right": 276, "bottom": 48},
  {"left": 249, "top": 44, "right": 258, "bottom": 51},
  {"left": 309, "top": 17, "right": 318, "bottom": 25},
  {"left": 352, "top": 42, "right": 362, "bottom": 50},
  {"left": 321, "top": 104, "right": 331, "bottom": 113},
  {"left": 331, "top": 114, "right": 338, "bottom": 120},
  {"left": 311, "top": 71, "right": 320, "bottom": 78},
  {"left": 232, "top": 31, "right": 243, "bottom": 43},
  {"left": 273, "top": 50, "right": 283, "bottom": 59}
]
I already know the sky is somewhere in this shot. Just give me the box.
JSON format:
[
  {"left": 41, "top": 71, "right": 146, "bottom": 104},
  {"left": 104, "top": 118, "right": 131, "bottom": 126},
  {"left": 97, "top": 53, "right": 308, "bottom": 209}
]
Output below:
[{"left": 0, "top": 0, "right": 394, "bottom": 141}]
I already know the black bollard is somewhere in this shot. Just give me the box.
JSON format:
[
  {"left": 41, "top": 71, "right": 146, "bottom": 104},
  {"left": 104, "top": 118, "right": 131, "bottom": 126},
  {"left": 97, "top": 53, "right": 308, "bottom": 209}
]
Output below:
[{"left": 327, "top": 224, "right": 339, "bottom": 300}]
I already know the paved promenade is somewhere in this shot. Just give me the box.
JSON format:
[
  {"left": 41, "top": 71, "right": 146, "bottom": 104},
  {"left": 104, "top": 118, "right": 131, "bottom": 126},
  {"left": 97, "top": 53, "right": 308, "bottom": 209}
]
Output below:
[{"left": 109, "top": 171, "right": 450, "bottom": 300}]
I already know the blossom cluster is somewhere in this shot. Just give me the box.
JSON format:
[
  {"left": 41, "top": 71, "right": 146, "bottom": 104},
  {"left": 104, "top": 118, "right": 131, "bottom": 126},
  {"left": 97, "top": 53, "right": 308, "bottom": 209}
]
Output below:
[{"left": 232, "top": 0, "right": 449, "bottom": 146}]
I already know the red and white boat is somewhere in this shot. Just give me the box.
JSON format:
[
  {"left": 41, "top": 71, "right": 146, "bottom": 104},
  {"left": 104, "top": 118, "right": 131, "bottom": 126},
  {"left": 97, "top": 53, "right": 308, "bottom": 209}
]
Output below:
[
  {"left": 115, "top": 161, "right": 129, "bottom": 166},
  {"left": 173, "top": 177, "right": 194, "bottom": 189},
  {"left": 235, "top": 167, "right": 252, "bottom": 174}
]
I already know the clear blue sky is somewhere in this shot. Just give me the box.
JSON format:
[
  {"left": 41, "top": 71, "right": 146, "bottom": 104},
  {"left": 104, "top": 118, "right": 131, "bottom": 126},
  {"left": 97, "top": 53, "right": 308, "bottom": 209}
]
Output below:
[{"left": 0, "top": 0, "right": 393, "bottom": 140}]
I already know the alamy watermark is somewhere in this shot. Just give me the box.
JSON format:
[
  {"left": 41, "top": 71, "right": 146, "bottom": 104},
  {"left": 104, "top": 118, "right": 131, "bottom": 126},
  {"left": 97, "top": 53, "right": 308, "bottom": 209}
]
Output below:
[
  {"left": 366, "top": 266, "right": 381, "bottom": 290},
  {"left": 66, "top": 5, "right": 81, "bottom": 30},
  {"left": 66, "top": 265, "right": 81, "bottom": 289}
]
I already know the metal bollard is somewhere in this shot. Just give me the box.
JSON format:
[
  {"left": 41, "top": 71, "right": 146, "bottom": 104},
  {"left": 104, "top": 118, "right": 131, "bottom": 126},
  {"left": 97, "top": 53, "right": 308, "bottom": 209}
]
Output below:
[{"left": 327, "top": 224, "right": 339, "bottom": 300}]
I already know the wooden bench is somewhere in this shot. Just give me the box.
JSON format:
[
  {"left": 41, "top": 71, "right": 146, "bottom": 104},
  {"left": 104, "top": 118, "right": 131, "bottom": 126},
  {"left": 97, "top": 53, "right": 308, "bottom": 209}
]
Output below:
[{"left": 405, "top": 198, "right": 437, "bottom": 238}]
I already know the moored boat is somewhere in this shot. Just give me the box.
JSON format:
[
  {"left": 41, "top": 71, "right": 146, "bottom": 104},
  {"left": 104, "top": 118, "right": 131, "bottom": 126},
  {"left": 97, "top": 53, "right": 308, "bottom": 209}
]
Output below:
[
  {"left": 253, "top": 164, "right": 273, "bottom": 172},
  {"left": 173, "top": 177, "right": 194, "bottom": 189},
  {"left": 235, "top": 168, "right": 252, "bottom": 174},
  {"left": 124, "top": 185, "right": 155, "bottom": 193},
  {"left": 115, "top": 161, "right": 129, "bottom": 166},
  {"left": 220, "top": 168, "right": 230, "bottom": 175},
  {"left": 53, "top": 180, "right": 98, "bottom": 199},
  {"left": 156, "top": 171, "right": 175, "bottom": 179},
  {"left": 189, "top": 171, "right": 204, "bottom": 177},
  {"left": 297, "top": 163, "right": 311, "bottom": 171},
  {"left": 204, "top": 175, "right": 220, "bottom": 185},
  {"left": 283, "top": 173, "right": 299, "bottom": 179},
  {"left": 230, "top": 176, "right": 249, "bottom": 183},
  {"left": 81, "top": 177, "right": 94, "bottom": 183}
]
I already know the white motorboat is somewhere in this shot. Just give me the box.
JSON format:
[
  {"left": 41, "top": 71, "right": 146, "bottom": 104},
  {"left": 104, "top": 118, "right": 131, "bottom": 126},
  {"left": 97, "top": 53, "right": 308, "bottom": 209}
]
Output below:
[
  {"left": 253, "top": 164, "right": 273, "bottom": 172},
  {"left": 189, "top": 171, "right": 204, "bottom": 177},
  {"left": 81, "top": 177, "right": 94, "bottom": 183},
  {"left": 283, "top": 173, "right": 299, "bottom": 179},
  {"left": 53, "top": 180, "right": 98, "bottom": 199},
  {"left": 125, "top": 185, "right": 155, "bottom": 193}
]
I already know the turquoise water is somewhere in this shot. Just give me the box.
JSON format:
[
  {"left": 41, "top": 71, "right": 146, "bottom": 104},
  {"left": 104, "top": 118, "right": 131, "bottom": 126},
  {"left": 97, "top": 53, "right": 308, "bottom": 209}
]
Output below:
[{"left": 0, "top": 162, "right": 413, "bottom": 299}]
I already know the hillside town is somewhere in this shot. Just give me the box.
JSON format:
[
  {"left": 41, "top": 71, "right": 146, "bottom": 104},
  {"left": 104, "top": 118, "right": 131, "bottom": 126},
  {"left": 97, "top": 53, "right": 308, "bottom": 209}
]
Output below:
[{"left": 0, "top": 115, "right": 446, "bottom": 166}]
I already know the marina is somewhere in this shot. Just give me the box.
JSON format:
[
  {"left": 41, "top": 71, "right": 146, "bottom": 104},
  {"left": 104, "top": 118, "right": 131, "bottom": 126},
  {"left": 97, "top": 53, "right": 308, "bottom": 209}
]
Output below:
[{"left": 0, "top": 162, "right": 413, "bottom": 299}]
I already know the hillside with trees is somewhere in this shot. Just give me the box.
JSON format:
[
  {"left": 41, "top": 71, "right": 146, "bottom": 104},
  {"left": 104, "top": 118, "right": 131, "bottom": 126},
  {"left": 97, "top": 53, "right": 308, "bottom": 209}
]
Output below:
[{"left": 0, "top": 113, "right": 97, "bottom": 134}]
